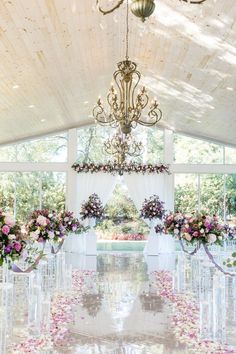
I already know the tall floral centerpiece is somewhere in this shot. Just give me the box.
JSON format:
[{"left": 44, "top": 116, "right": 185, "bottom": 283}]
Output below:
[
  {"left": 80, "top": 193, "right": 104, "bottom": 225},
  {"left": 140, "top": 195, "right": 165, "bottom": 222},
  {"left": 80, "top": 194, "right": 104, "bottom": 255},
  {"left": 163, "top": 212, "right": 224, "bottom": 246},
  {"left": 140, "top": 195, "right": 175, "bottom": 256},
  {"left": 0, "top": 209, "right": 24, "bottom": 266},
  {"left": 163, "top": 212, "right": 234, "bottom": 275},
  {"left": 58, "top": 210, "right": 86, "bottom": 235},
  {"left": 27, "top": 209, "right": 85, "bottom": 254},
  {"left": 27, "top": 210, "right": 62, "bottom": 244}
]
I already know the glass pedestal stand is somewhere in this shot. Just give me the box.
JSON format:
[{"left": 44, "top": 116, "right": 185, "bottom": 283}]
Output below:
[{"left": 85, "top": 218, "right": 97, "bottom": 255}]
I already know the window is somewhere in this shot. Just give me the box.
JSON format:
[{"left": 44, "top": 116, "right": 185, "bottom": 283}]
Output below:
[
  {"left": 225, "top": 174, "right": 236, "bottom": 223},
  {"left": 174, "top": 134, "right": 223, "bottom": 164},
  {"left": 0, "top": 133, "right": 68, "bottom": 162},
  {"left": 199, "top": 174, "right": 224, "bottom": 219},
  {"left": 174, "top": 174, "right": 198, "bottom": 213},
  {"left": 77, "top": 125, "right": 164, "bottom": 164},
  {"left": 0, "top": 172, "right": 66, "bottom": 222},
  {"left": 225, "top": 147, "right": 236, "bottom": 164}
]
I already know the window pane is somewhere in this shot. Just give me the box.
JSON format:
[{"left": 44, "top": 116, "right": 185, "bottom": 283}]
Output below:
[
  {"left": 77, "top": 126, "right": 164, "bottom": 164},
  {"left": 0, "top": 133, "right": 68, "bottom": 162},
  {"left": 15, "top": 172, "right": 41, "bottom": 222},
  {"left": 174, "top": 174, "right": 198, "bottom": 213},
  {"left": 225, "top": 174, "right": 236, "bottom": 223},
  {"left": 41, "top": 172, "right": 66, "bottom": 211},
  {"left": 0, "top": 173, "right": 15, "bottom": 213},
  {"left": 174, "top": 134, "right": 223, "bottom": 164},
  {"left": 225, "top": 147, "right": 236, "bottom": 164},
  {"left": 0, "top": 146, "right": 17, "bottom": 162},
  {"left": 134, "top": 128, "right": 164, "bottom": 163},
  {"left": 77, "top": 126, "right": 111, "bottom": 164},
  {"left": 200, "top": 174, "right": 224, "bottom": 219}
]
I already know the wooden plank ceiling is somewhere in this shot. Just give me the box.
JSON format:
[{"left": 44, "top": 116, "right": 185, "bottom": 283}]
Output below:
[{"left": 0, "top": 0, "right": 235, "bottom": 145}]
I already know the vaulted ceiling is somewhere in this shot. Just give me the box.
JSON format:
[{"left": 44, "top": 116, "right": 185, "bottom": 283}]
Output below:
[{"left": 0, "top": 0, "right": 235, "bottom": 145}]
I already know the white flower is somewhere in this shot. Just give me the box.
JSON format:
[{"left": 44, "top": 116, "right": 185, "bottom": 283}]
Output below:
[
  {"left": 4, "top": 213, "right": 16, "bottom": 227},
  {"left": 174, "top": 228, "right": 179, "bottom": 235},
  {"left": 48, "top": 231, "right": 55, "bottom": 239},
  {"left": 8, "top": 234, "right": 16, "bottom": 240},
  {"left": 30, "top": 231, "right": 39, "bottom": 240},
  {"left": 37, "top": 215, "right": 48, "bottom": 226},
  {"left": 200, "top": 228, "right": 204, "bottom": 234},
  {"left": 208, "top": 233, "right": 217, "bottom": 244},
  {"left": 184, "top": 233, "right": 192, "bottom": 242}
]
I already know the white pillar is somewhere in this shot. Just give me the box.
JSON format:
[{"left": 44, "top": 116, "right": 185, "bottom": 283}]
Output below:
[
  {"left": 164, "top": 129, "right": 174, "bottom": 211},
  {"left": 66, "top": 128, "right": 78, "bottom": 214}
]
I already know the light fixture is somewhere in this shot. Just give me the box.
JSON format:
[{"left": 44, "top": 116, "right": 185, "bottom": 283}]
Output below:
[
  {"left": 104, "top": 131, "right": 143, "bottom": 164},
  {"left": 96, "top": 0, "right": 207, "bottom": 21},
  {"left": 93, "top": 0, "right": 162, "bottom": 135},
  {"left": 130, "top": 0, "right": 155, "bottom": 22}
]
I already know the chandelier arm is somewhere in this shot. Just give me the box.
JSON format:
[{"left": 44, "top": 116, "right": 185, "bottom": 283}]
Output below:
[
  {"left": 137, "top": 108, "right": 162, "bottom": 127},
  {"left": 93, "top": 105, "right": 114, "bottom": 125},
  {"left": 96, "top": 0, "right": 125, "bottom": 15},
  {"left": 131, "top": 71, "right": 141, "bottom": 107},
  {"left": 180, "top": 0, "right": 207, "bottom": 3}
]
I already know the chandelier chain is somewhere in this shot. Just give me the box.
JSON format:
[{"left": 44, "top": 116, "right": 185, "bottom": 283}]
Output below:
[{"left": 126, "top": 0, "right": 129, "bottom": 60}]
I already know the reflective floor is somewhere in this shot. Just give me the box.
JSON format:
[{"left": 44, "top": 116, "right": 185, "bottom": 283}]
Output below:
[{"left": 61, "top": 252, "right": 236, "bottom": 354}]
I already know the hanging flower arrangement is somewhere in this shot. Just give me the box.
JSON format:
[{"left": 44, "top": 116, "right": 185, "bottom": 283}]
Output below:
[
  {"left": 80, "top": 194, "right": 104, "bottom": 220},
  {"left": 72, "top": 161, "right": 170, "bottom": 175},
  {"left": 140, "top": 195, "right": 165, "bottom": 220},
  {"left": 0, "top": 209, "right": 24, "bottom": 266}
]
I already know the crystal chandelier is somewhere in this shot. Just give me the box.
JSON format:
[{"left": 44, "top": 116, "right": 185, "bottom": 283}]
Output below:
[
  {"left": 93, "top": 0, "right": 162, "bottom": 135},
  {"left": 104, "top": 131, "right": 143, "bottom": 164},
  {"left": 96, "top": 0, "right": 207, "bottom": 21}
]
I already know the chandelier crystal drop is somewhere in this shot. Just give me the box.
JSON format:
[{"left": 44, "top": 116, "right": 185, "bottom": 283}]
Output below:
[
  {"left": 104, "top": 131, "right": 143, "bottom": 164},
  {"left": 93, "top": 0, "right": 162, "bottom": 135}
]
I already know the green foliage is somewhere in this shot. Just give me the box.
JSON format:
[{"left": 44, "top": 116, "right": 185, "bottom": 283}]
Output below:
[{"left": 96, "top": 182, "right": 149, "bottom": 239}]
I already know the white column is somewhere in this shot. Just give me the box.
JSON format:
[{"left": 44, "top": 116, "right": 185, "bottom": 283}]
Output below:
[
  {"left": 66, "top": 128, "right": 78, "bottom": 213},
  {"left": 164, "top": 129, "right": 174, "bottom": 211}
]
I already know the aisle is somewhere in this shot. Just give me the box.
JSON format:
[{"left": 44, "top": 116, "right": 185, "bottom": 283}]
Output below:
[{"left": 63, "top": 253, "right": 188, "bottom": 354}]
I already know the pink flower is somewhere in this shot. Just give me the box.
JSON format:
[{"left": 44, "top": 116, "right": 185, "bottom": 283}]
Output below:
[
  {"left": 4, "top": 213, "right": 16, "bottom": 227},
  {"left": 2, "top": 225, "right": 10, "bottom": 235},
  {"left": 14, "top": 242, "right": 22, "bottom": 252}
]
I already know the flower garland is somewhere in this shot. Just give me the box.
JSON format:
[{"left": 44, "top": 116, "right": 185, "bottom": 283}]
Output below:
[
  {"left": 0, "top": 209, "right": 25, "bottom": 266},
  {"left": 140, "top": 195, "right": 165, "bottom": 220},
  {"left": 80, "top": 193, "right": 104, "bottom": 220},
  {"left": 154, "top": 270, "right": 235, "bottom": 354},
  {"left": 72, "top": 161, "right": 170, "bottom": 175}
]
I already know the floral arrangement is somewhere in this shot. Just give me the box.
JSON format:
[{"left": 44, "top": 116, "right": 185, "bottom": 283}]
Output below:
[
  {"left": 164, "top": 212, "right": 224, "bottom": 245},
  {"left": 58, "top": 211, "right": 86, "bottom": 234},
  {"left": 223, "top": 224, "right": 236, "bottom": 239},
  {"left": 80, "top": 194, "right": 104, "bottom": 220},
  {"left": 140, "top": 195, "right": 165, "bottom": 220},
  {"left": 26, "top": 210, "right": 65, "bottom": 243},
  {"left": 72, "top": 162, "right": 170, "bottom": 175},
  {"left": 0, "top": 209, "right": 24, "bottom": 266},
  {"left": 163, "top": 212, "right": 185, "bottom": 236}
]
